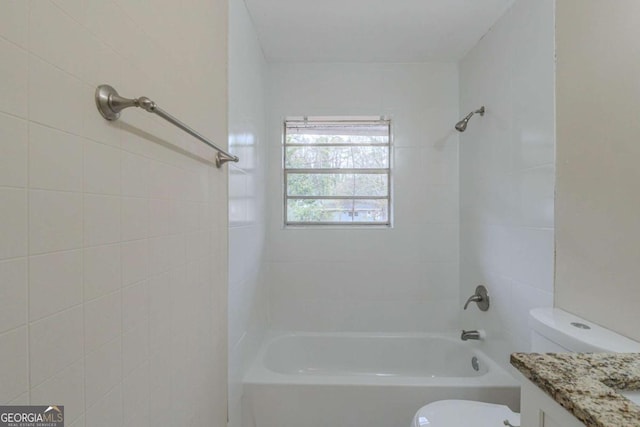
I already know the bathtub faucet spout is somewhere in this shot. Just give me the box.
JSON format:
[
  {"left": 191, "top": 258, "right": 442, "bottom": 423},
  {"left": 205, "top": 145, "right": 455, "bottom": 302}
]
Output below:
[{"left": 461, "top": 329, "right": 486, "bottom": 341}]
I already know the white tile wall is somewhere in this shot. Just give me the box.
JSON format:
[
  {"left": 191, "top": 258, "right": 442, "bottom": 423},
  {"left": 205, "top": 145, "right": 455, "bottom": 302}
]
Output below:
[
  {"left": 29, "top": 307, "right": 84, "bottom": 387},
  {"left": 0, "top": 113, "right": 28, "bottom": 188},
  {"left": 84, "top": 140, "right": 121, "bottom": 195},
  {"left": 83, "top": 195, "right": 121, "bottom": 246},
  {"left": 30, "top": 360, "right": 85, "bottom": 424},
  {"left": 84, "top": 291, "right": 121, "bottom": 352},
  {"left": 0, "top": 188, "right": 28, "bottom": 258},
  {"left": 122, "top": 321, "right": 149, "bottom": 376},
  {"left": 120, "top": 198, "right": 149, "bottom": 242},
  {"left": 122, "top": 362, "right": 149, "bottom": 427},
  {"left": 0, "top": 0, "right": 28, "bottom": 48},
  {"left": 84, "top": 384, "right": 122, "bottom": 427},
  {"left": 0, "top": 1, "right": 229, "bottom": 426},
  {"left": 0, "top": 259, "right": 27, "bottom": 333},
  {"left": 29, "top": 124, "right": 83, "bottom": 192},
  {"left": 121, "top": 281, "right": 148, "bottom": 331},
  {"left": 121, "top": 152, "right": 149, "bottom": 198},
  {"left": 0, "top": 327, "right": 29, "bottom": 402},
  {"left": 29, "top": 250, "right": 83, "bottom": 321},
  {"left": 29, "top": 190, "right": 83, "bottom": 254},
  {"left": 121, "top": 239, "right": 149, "bottom": 286},
  {"left": 0, "top": 38, "right": 28, "bottom": 118},
  {"left": 265, "top": 62, "right": 461, "bottom": 333},
  {"left": 83, "top": 244, "right": 121, "bottom": 301},
  {"left": 459, "top": 0, "right": 555, "bottom": 355},
  {"left": 30, "top": 0, "right": 86, "bottom": 77},
  {"left": 29, "top": 55, "right": 84, "bottom": 135},
  {"left": 227, "top": 0, "right": 269, "bottom": 426}
]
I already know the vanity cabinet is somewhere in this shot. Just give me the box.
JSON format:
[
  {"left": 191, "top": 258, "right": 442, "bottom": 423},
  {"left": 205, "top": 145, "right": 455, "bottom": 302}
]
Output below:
[{"left": 519, "top": 378, "right": 585, "bottom": 427}]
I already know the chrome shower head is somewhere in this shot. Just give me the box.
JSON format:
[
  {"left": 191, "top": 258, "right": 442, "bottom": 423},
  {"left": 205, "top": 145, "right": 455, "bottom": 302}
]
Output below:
[
  {"left": 455, "top": 113, "right": 473, "bottom": 132},
  {"left": 455, "top": 106, "right": 485, "bottom": 132}
]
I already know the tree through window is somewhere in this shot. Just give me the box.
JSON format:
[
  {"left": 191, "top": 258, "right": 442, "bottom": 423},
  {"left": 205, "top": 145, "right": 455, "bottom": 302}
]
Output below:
[{"left": 284, "top": 117, "right": 391, "bottom": 225}]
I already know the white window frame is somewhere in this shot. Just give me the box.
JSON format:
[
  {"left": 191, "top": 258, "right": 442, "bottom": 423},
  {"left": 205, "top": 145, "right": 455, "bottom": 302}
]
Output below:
[{"left": 283, "top": 116, "right": 392, "bottom": 227}]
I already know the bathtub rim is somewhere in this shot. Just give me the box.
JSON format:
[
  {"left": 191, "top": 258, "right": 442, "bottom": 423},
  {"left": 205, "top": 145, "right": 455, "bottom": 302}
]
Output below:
[{"left": 244, "top": 331, "right": 520, "bottom": 387}]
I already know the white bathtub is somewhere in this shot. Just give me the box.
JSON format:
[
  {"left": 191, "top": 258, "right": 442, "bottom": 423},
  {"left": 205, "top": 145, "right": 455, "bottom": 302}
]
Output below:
[{"left": 243, "top": 332, "right": 520, "bottom": 427}]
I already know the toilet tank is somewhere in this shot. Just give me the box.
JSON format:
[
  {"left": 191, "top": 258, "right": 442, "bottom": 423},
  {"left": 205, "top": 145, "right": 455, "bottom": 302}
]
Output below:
[{"left": 529, "top": 308, "right": 640, "bottom": 353}]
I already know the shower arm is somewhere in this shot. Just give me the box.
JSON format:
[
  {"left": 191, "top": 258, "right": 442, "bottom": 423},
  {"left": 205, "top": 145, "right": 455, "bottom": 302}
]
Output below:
[
  {"left": 464, "top": 107, "right": 485, "bottom": 121},
  {"left": 472, "top": 106, "right": 485, "bottom": 117}
]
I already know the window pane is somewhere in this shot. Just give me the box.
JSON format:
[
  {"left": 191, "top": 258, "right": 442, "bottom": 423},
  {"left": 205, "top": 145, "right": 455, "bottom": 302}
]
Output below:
[
  {"left": 287, "top": 173, "right": 388, "bottom": 197},
  {"left": 285, "top": 124, "right": 389, "bottom": 145},
  {"left": 287, "top": 199, "right": 389, "bottom": 223},
  {"left": 285, "top": 146, "right": 389, "bottom": 169},
  {"left": 283, "top": 118, "right": 391, "bottom": 226},
  {"left": 286, "top": 134, "right": 389, "bottom": 145}
]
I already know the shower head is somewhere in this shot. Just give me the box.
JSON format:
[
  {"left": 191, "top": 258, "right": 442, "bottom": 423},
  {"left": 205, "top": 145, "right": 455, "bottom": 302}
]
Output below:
[
  {"left": 455, "top": 114, "right": 473, "bottom": 132},
  {"left": 455, "top": 106, "right": 485, "bottom": 132}
]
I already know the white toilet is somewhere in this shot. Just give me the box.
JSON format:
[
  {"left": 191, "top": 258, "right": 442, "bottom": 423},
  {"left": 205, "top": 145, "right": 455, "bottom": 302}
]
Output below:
[{"left": 410, "top": 308, "right": 640, "bottom": 427}]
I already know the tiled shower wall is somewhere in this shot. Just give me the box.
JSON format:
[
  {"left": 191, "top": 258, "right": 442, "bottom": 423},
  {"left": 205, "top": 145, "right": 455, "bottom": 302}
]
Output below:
[
  {"left": 459, "top": 0, "right": 555, "bottom": 355},
  {"left": 228, "top": 0, "right": 269, "bottom": 425},
  {"left": 265, "top": 62, "right": 461, "bottom": 332},
  {"left": 0, "top": 1, "right": 229, "bottom": 426}
]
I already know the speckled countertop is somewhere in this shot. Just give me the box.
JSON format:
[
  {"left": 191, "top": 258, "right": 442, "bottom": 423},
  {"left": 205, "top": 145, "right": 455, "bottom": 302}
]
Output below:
[{"left": 511, "top": 353, "right": 640, "bottom": 427}]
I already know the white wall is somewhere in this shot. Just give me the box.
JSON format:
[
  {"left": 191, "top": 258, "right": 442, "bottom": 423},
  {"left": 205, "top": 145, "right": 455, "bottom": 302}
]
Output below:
[
  {"left": 0, "top": 1, "right": 229, "bottom": 425},
  {"left": 459, "top": 0, "right": 556, "bottom": 353},
  {"left": 228, "top": 0, "right": 269, "bottom": 425},
  {"left": 555, "top": 0, "right": 640, "bottom": 342},
  {"left": 265, "top": 63, "right": 461, "bottom": 332}
]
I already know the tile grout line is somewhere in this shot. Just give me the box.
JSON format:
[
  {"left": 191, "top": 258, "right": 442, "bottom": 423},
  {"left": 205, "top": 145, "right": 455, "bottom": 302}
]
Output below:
[
  {"left": 118, "top": 139, "right": 125, "bottom": 419},
  {"left": 80, "top": 91, "right": 87, "bottom": 421},
  {"left": 26, "top": 0, "right": 32, "bottom": 406}
]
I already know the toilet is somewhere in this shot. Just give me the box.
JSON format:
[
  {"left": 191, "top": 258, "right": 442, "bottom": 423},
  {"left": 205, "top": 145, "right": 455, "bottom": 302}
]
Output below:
[{"left": 411, "top": 308, "right": 640, "bottom": 427}]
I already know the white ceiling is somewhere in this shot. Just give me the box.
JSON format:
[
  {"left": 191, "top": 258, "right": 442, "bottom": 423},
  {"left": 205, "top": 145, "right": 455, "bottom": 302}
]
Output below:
[{"left": 243, "top": 0, "right": 515, "bottom": 62}]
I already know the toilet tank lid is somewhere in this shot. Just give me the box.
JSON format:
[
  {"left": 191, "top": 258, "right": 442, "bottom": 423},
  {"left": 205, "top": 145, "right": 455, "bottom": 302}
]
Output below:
[{"left": 529, "top": 308, "right": 640, "bottom": 353}]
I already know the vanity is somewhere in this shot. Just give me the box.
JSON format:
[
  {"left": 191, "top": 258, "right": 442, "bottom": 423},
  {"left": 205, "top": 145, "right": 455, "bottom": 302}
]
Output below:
[{"left": 511, "top": 352, "right": 640, "bottom": 427}]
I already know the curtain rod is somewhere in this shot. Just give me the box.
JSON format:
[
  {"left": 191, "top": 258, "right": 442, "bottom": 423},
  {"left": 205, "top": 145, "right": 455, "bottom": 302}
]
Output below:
[{"left": 95, "top": 84, "right": 238, "bottom": 168}]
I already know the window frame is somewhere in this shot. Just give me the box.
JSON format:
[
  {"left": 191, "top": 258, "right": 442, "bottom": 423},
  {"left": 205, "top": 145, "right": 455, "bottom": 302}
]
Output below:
[{"left": 282, "top": 116, "right": 393, "bottom": 227}]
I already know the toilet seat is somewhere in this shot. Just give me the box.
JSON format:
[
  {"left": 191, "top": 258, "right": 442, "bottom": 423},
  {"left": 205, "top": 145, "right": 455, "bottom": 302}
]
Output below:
[{"left": 411, "top": 400, "right": 520, "bottom": 427}]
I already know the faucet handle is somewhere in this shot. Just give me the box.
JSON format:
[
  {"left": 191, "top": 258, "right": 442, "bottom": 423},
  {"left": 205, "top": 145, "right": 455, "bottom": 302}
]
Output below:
[
  {"left": 463, "top": 294, "right": 482, "bottom": 310},
  {"left": 503, "top": 420, "right": 520, "bottom": 427},
  {"left": 463, "top": 285, "right": 490, "bottom": 311}
]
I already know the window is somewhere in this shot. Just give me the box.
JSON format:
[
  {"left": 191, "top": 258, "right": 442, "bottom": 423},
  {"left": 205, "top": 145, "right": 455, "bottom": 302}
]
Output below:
[{"left": 283, "top": 117, "right": 391, "bottom": 226}]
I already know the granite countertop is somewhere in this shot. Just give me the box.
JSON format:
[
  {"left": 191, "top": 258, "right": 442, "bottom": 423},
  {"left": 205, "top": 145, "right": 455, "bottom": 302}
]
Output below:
[{"left": 511, "top": 352, "right": 640, "bottom": 427}]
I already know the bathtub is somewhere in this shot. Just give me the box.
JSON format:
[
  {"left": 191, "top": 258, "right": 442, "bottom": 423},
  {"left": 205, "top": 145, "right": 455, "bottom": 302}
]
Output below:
[{"left": 243, "top": 332, "right": 520, "bottom": 427}]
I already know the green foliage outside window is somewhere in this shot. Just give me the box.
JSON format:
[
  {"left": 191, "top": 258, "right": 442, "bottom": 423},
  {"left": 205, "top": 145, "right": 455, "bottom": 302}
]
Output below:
[{"left": 284, "top": 119, "right": 391, "bottom": 225}]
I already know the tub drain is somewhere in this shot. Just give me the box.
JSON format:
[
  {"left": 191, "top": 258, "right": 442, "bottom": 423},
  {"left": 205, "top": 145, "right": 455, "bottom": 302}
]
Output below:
[{"left": 471, "top": 356, "right": 480, "bottom": 371}]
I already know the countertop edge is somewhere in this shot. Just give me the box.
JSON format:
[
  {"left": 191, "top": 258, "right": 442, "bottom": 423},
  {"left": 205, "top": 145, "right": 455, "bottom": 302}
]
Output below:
[{"left": 510, "top": 352, "right": 640, "bottom": 427}]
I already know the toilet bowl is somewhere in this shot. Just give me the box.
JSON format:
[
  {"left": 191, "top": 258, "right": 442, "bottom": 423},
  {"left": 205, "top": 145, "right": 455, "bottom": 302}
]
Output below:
[
  {"left": 410, "top": 308, "right": 640, "bottom": 427},
  {"left": 412, "top": 400, "right": 519, "bottom": 427}
]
